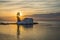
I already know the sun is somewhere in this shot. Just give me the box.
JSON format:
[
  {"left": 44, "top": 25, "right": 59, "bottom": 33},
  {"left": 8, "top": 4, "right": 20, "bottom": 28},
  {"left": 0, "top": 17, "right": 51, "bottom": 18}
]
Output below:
[{"left": 20, "top": 11, "right": 23, "bottom": 16}]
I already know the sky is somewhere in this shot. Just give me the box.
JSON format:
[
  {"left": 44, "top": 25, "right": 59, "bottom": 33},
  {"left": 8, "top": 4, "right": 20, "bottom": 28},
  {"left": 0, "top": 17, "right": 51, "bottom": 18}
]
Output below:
[{"left": 0, "top": 0, "right": 60, "bottom": 16}]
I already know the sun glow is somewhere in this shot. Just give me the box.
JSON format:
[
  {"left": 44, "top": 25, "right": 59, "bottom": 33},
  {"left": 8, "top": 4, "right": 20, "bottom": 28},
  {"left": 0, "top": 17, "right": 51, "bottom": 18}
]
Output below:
[
  {"left": 19, "top": 11, "right": 25, "bottom": 20},
  {"left": 20, "top": 11, "right": 23, "bottom": 16}
]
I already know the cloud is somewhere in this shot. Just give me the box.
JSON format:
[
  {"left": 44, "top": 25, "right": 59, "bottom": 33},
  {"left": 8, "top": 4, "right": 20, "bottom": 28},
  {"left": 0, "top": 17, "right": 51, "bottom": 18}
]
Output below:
[
  {"left": 0, "top": 1, "right": 10, "bottom": 3},
  {"left": 0, "top": 0, "right": 60, "bottom": 16}
]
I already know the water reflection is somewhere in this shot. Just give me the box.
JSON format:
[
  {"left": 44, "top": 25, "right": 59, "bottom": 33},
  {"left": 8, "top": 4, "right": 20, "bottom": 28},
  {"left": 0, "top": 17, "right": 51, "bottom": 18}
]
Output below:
[
  {"left": 17, "top": 24, "right": 20, "bottom": 40},
  {"left": 0, "top": 21, "right": 60, "bottom": 40},
  {"left": 17, "top": 24, "right": 33, "bottom": 40},
  {"left": 23, "top": 25, "right": 33, "bottom": 28}
]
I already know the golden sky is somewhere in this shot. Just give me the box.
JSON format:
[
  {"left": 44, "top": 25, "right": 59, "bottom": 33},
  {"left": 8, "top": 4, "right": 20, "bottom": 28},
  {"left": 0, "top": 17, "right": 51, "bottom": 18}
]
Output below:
[{"left": 0, "top": 0, "right": 60, "bottom": 16}]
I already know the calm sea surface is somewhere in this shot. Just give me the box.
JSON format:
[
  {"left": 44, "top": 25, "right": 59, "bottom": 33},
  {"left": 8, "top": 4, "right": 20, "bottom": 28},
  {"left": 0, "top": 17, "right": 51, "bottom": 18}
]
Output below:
[{"left": 0, "top": 21, "right": 60, "bottom": 40}]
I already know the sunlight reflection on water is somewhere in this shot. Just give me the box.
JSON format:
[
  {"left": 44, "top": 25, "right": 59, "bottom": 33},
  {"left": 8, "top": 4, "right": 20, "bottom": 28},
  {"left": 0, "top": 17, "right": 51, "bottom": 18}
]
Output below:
[{"left": 0, "top": 21, "right": 60, "bottom": 40}]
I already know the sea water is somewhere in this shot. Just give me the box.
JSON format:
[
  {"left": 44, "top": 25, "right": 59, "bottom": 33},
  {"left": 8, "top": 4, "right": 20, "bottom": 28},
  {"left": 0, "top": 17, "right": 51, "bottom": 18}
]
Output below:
[{"left": 0, "top": 21, "right": 60, "bottom": 40}]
